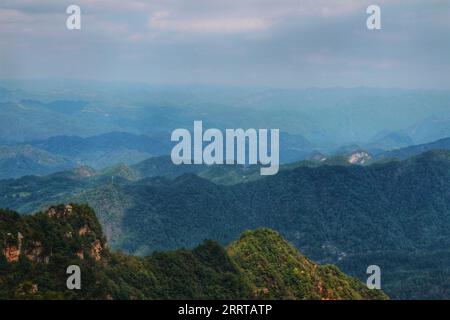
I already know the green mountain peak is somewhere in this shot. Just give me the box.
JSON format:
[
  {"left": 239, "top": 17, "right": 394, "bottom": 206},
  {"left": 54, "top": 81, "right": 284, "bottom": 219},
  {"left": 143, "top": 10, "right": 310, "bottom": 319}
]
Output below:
[
  {"left": 0, "top": 205, "right": 386, "bottom": 300},
  {"left": 228, "top": 228, "right": 387, "bottom": 300}
]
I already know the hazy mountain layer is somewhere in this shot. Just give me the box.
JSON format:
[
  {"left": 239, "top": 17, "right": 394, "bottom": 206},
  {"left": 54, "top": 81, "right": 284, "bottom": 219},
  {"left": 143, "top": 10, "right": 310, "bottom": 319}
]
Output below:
[
  {"left": 378, "top": 137, "right": 450, "bottom": 160},
  {"left": 2, "top": 85, "right": 450, "bottom": 147}
]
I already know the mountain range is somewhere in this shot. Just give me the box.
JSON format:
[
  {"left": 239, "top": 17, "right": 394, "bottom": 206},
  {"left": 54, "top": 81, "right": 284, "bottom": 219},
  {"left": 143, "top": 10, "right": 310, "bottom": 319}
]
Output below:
[
  {"left": 1, "top": 83, "right": 450, "bottom": 300},
  {"left": 0, "top": 130, "right": 315, "bottom": 179},
  {"left": 2, "top": 83, "right": 450, "bottom": 148},
  {"left": 0, "top": 204, "right": 386, "bottom": 300},
  {"left": 1, "top": 150, "right": 450, "bottom": 299},
  {"left": 2, "top": 128, "right": 450, "bottom": 181}
]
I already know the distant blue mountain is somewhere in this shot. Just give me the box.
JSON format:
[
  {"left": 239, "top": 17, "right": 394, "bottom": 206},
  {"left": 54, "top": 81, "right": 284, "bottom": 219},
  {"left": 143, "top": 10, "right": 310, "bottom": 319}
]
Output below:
[
  {"left": 1, "top": 84, "right": 450, "bottom": 148},
  {"left": 0, "top": 87, "right": 10, "bottom": 100},
  {"left": 405, "top": 117, "right": 450, "bottom": 145},
  {"left": 31, "top": 132, "right": 170, "bottom": 158},
  {"left": 28, "top": 132, "right": 172, "bottom": 169},
  {"left": 0, "top": 132, "right": 172, "bottom": 179},
  {"left": 378, "top": 137, "right": 450, "bottom": 160},
  {"left": 0, "top": 129, "right": 314, "bottom": 179},
  {"left": 368, "top": 131, "right": 415, "bottom": 151},
  {"left": 0, "top": 145, "right": 73, "bottom": 179}
]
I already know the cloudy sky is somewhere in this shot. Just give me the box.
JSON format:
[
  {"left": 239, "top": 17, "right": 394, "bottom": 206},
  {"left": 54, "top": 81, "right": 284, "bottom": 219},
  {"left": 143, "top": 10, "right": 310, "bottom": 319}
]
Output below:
[{"left": 0, "top": 0, "right": 449, "bottom": 88}]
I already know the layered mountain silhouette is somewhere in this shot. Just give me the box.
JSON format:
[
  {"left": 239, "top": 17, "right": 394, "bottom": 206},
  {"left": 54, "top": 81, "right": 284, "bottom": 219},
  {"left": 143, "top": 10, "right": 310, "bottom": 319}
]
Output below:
[
  {"left": 378, "top": 137, "right": 450, "bottom": 160},
  {"left": 0, "top": 131, "right": 314, "bottom": 179}
]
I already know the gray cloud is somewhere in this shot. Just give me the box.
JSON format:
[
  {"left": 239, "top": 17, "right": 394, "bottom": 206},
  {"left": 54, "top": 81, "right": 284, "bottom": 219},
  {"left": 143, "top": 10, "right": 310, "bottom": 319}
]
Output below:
[{"left": 0, "top": 0, "right": 449, "bottom": 88}]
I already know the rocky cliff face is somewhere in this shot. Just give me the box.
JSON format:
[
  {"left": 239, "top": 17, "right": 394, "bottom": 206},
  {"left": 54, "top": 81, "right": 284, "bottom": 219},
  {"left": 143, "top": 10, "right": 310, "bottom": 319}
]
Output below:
[
  {"left": 347, "top": 150, "right": 372, "bottom": 165},
  {"left": 1, "top": 204, "right": 105, "bottom": 265},
  {"left": 3, "top": 232, "right": 22, "bottom": 263}
]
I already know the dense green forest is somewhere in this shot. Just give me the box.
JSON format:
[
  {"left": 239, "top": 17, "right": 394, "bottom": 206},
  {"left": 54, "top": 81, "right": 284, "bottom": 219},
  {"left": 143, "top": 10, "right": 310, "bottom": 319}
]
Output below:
[
  {"left": 0, "top": 204, "right": 386, "bottom": 300},
  {"left": 1, "top": 151, "right": 450, "bottom": 299}
]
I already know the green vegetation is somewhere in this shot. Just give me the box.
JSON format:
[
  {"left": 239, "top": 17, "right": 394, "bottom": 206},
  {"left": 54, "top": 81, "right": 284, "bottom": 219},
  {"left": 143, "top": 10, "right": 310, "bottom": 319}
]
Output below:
[
  {"left": 2, "top": 151, "right": 450, "bottom": 299},
  {"left": 228, "top": 228, "right": 386, "bottom": 300},
  {"left": 0, "top": 205, "right": 384, "bottom": 300}
]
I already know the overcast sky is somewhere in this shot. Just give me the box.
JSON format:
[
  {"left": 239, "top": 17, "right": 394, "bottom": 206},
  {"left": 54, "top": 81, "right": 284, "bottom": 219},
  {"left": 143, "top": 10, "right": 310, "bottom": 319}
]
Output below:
[{"left": 1, "top": 0, "right": 449, "bottom": 89}]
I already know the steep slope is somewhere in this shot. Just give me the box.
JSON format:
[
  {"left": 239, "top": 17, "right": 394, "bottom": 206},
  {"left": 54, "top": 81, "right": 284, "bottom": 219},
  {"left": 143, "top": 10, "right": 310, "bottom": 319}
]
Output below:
[
  {"left": 0, "top": 205, "right": 384, "bottom": 300},
  {"left": 228, "top": 229, "right": 386, "bottom": 300},
  {"left": 0, "top": 204, "right": 107, "bottom": 299},
  {"left": 0, "top": 204, "right": 251, "bottom": 299}
]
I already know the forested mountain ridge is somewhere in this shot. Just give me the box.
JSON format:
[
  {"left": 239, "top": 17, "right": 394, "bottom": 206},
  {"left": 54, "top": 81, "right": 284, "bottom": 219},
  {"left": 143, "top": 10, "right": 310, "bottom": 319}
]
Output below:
[
  {"left": 0, "top": 204, "right": 385, "bottom": 300},
  {"left": 115, "top": 150, "right": 450, "bottom": 256},
  {"left": 91, "top": 150, "right": 450, "bottom": 299},
  {"left": 227, "top": 229, "right": 385, "bottom": 300},
  {"left": 1, "top": 151, "right": 450, "bottom": 298}
]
